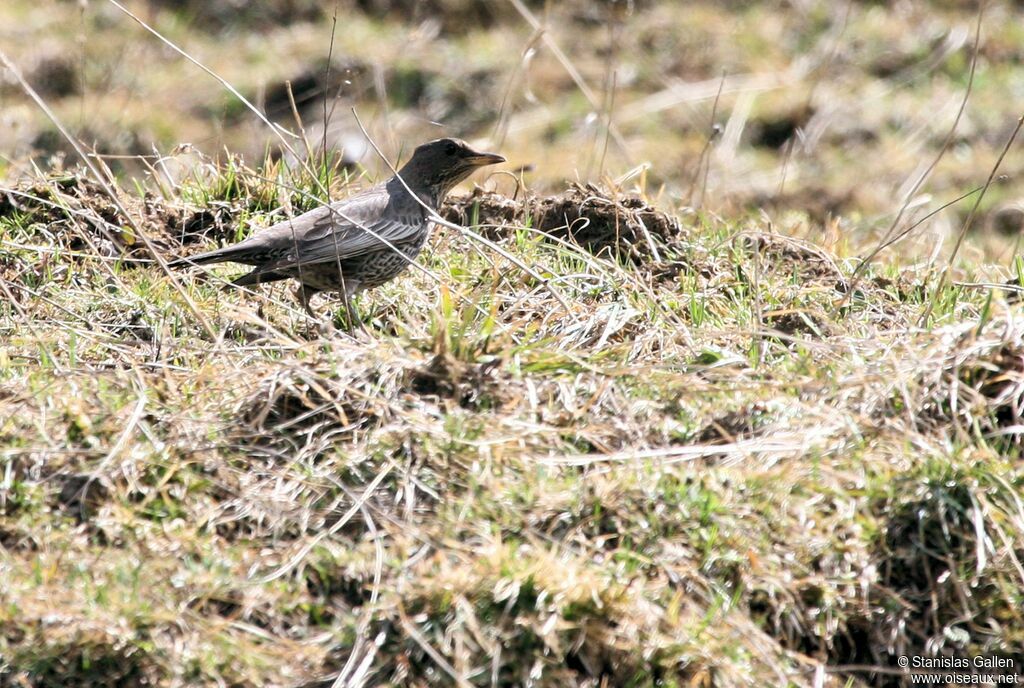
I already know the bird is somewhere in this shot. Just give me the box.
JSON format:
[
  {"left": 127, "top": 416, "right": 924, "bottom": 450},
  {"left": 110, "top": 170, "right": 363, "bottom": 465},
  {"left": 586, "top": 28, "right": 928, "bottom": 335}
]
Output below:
[{"left": 168, "top": 137, "right": 505, "bottom": 325}]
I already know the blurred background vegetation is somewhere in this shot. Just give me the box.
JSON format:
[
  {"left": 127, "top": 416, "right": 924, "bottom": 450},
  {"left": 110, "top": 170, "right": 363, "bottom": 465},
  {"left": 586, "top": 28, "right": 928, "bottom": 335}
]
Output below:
[{"left": 3, "top": 0, "right": 1024, "bottom": 265}]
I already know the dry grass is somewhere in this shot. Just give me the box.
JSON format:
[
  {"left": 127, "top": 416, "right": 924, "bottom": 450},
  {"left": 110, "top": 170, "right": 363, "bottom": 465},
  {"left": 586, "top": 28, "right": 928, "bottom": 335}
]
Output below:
[
  {"left": 1, "top": 156, "right": 1023, "bottom": 685},
  {"left": 3, "top": 0, "right": 1024, "bottom": 686}
]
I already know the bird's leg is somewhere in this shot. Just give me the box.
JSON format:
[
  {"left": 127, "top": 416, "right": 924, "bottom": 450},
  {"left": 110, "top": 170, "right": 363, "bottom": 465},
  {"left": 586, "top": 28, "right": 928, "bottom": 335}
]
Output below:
[
  {"left": 296, "top": 284, "right": 338, "bottom": 338},
  {"left": 295, "top": 284, "right": 319, "bottom": 318},
  {"left": 339, "top": 282, "right": 367, "bottom": 334},
  {"left": 337, "top": 288, "right": 362, "bottom": 333}
]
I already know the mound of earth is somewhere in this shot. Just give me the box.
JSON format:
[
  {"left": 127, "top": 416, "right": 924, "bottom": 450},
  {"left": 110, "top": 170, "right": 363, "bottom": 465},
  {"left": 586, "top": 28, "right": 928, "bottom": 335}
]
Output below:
[
  {"left": 0, "top": 175, "right": 238, "bottom": 265},
  {"left": 1, "top": 174, "right": 686, "bottom": 269},
  {"left": 442, "top": 183, "right": 685, "bottom": 263}
]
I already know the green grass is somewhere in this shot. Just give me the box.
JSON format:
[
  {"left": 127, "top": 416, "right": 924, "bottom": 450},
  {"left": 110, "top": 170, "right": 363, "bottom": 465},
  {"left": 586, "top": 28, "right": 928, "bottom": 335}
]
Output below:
[
  {"left": 1, "top": 157, "right": 1023, "bottom": 686},
  {"left": 3, "top": 0, "right": 1024, "bottom": 684}
]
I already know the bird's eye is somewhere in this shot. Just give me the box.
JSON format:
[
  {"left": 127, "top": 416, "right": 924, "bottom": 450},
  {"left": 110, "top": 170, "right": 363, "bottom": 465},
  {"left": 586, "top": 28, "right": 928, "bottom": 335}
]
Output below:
[{"left": 445, "top": 142, "right": 458, "bottom": 155}]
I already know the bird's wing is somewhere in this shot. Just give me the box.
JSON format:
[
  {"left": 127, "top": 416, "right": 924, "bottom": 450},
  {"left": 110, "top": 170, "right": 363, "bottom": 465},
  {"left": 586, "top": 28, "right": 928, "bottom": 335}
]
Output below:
[{"left": 253, "top": 189, "right": 424, "bottom": 272}]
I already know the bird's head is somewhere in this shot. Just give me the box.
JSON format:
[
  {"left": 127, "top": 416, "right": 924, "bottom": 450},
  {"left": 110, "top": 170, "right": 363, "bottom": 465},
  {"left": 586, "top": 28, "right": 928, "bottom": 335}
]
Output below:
[{"left": 396, "top": 137, "right": 505, "bottom": 201}]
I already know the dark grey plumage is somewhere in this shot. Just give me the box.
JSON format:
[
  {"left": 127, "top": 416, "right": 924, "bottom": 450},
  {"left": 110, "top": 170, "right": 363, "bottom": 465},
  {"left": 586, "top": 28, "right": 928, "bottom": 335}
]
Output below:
[{"left": 169, "top": 138, "right": 504, "bottom": 319}]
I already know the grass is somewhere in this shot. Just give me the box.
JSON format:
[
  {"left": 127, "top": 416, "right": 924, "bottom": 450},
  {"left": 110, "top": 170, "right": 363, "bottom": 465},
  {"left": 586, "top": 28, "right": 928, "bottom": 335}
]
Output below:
[
  {"left": 1, "top": 154, "right": 1023, "bottom": 686},
  {"left": 3, "top": 0, "right": 1024, "bottom": 685}
]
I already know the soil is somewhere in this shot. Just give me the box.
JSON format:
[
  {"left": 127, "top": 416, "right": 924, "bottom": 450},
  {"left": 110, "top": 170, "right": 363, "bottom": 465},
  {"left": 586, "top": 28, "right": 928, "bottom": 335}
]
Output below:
[{"left": 442, "top": 182, "right": 686, "bottom": 264}]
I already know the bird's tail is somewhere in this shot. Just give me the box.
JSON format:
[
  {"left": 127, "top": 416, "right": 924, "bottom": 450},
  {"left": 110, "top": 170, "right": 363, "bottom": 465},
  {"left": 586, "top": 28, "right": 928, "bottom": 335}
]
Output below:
[{"left": 167, "top": 244, "right": 250, "bottom": 269}]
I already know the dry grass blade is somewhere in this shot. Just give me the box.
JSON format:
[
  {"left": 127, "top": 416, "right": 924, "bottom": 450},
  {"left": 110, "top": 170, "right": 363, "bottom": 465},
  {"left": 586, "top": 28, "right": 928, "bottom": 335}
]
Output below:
[
  {"left": 846, "top": 6, "right": 985, "bottom": 297},
  {"left": 920, "top": 115, "right": 1024, "bottom": 325},
  {"left": 505, "top": 0, "right": 632, "bottom": 164},
  {"left": 257, "top": 462, "right": 393, "bottom": 584}
]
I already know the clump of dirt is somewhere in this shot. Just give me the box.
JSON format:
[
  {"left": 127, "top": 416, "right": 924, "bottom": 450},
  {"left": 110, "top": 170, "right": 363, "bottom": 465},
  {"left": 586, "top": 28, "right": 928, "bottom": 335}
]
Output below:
[
  {"left": 440, "top": 187, "right": 523, "bottom": 238},
  {"left": 259, "top": 58, "right": 374, "bottom": 123},
  {"left": 990, "top": 202, "right": 1024, "bottom": 235},
  {"left": 533, "top": 183, "right": 684, "bottom": 263},
  {"left": 304, "top": 550, "right": 377, "bottom": 609},
  {"left": 186, "top": 590, "right": 243, "bottom": 619},
  {"left": 263, "top": 59, "right": 500, "bottom": 133},
  {"left": 351, "top": 0, "right": 537, "bottom": 33},
  {"left": 0, "top": 176, "right": 158, "bottom": 263},
  {"left": 143, "top": 198, "right": 238, "bottom": 247},
  {"left": 910, "top": 332, "right": 1024, "bottom": 453},
  {"left": 54, "top": 473, "right": 109, "bottom": 521},
  {"left": 871, "top": 273, "right": 926, "bottom": 302},
  {"left": 1, "top": 176, "right": 119, "bottom": 227},
  {"left": 443, "top": 183, "right": 686, "bottom": 264},
  {"left": 764, "top": 309, "right": 832, "bottom": 340},
  {"left": 26, "top": 53, "right": 82, "bottom": 99},
  {"left": 749, "top": 105, "right": 814, "bottom": 150},
  {"left": 0, "top": 175, "right": 243, "bottom": 265},
  {"left": 747, "top": 587, "right": 881, "bottom": 680},
  {"left": 351, "top": 0, "right": 649, "bottom": 33}
]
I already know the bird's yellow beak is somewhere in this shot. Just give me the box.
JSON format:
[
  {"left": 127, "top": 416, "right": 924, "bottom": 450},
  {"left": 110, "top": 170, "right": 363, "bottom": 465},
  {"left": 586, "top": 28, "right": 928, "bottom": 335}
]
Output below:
[{"left": 466, "top": 151, "right": 506, "bottom": 166}]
